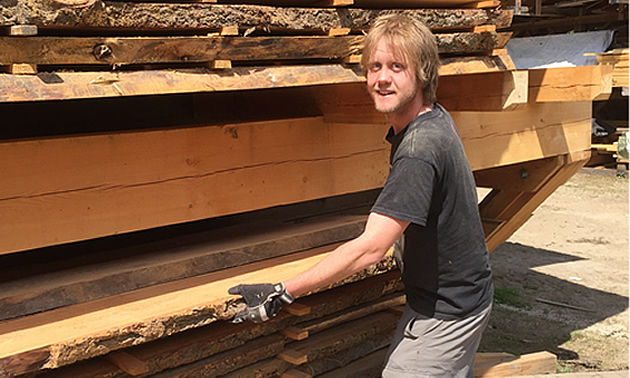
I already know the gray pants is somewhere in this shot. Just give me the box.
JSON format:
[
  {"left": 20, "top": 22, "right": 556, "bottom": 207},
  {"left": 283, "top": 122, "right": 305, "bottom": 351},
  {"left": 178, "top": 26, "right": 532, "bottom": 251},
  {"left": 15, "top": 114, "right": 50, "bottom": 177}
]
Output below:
[{"left": 382, "top": 303, "right": 492, "bottom": 378}]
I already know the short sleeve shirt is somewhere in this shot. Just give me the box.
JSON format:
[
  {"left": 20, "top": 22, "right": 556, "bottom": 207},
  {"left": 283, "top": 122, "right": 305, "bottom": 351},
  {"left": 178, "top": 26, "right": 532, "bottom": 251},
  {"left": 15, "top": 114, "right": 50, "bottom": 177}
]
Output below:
[{"left": 371, "top": 104, "right": 493, "bottom": 320}]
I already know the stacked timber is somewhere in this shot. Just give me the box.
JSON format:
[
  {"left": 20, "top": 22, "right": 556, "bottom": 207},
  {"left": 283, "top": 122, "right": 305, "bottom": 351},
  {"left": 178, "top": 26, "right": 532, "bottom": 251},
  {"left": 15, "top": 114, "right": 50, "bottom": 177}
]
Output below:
[{"left": 0, "top": 0, "right": 612, "bottom": 377}]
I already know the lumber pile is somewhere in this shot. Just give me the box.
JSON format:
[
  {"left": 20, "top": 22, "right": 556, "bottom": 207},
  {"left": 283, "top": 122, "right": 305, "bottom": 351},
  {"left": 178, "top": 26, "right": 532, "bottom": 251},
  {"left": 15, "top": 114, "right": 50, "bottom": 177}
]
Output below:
[{"left": 0, "top": 0, "right": 613, "bottom": 377}]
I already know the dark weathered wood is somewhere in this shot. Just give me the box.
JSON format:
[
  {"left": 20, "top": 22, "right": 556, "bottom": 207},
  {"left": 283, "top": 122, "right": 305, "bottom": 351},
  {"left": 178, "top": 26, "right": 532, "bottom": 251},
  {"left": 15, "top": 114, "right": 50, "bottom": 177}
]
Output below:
[
  {"left": 150, "top": 334, "right": 288, "bottom": 378},
  {"left": 0, "top": 253, "right": 398, "bottom": 376},
  {"left": 0, "top": 35, "right": 363, "bottom": 65},
  {"left": 0, "top": 215, "right": 366, "bottom": 321},
  {"left": 0, "top": 31, "right": 500, "bottom": 66},
  {"left": 27, "top": 271, "right": 402, "bottom": 378},
  {"left": 293, "top": 330, "right": 393, "bottom": 376},
  {"left": 285, "top": 311, "right": 399, "bottom": 365},
  {"left": 0, "top": 1, "right": 512, "bottom": 31}
]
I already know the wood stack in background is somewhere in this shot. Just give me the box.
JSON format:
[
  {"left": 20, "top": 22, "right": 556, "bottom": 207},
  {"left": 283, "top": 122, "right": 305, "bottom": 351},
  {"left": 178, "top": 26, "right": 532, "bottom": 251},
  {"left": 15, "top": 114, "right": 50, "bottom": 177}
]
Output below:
[{"left": 0, "top": 0, "right": 612, "bottom": 377}]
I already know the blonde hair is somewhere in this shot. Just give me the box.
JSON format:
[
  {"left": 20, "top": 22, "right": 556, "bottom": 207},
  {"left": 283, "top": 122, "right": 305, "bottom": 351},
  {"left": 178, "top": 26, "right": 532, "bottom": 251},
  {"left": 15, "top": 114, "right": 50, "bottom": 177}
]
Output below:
[{"left": 361, "top": 14, "right": 440, "bottom": 104}]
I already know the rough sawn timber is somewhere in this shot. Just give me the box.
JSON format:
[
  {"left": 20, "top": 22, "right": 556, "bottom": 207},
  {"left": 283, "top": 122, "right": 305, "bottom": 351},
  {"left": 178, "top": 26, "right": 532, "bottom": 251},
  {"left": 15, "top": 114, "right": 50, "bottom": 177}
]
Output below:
[
  {"left": 0, "top": 269, "right": 402, "bottom": 377},
  {"left": 0, "top": 1, "right": 513, "bottom": 32},
  {"left": 0, "top": 245, "right": 397, "bottom": 376},
  {"left": 0, "top": 32, "right": 500, "bottom": 66},
  {"left": 0, "top": 215, "right": 366, "bottom": 321}
]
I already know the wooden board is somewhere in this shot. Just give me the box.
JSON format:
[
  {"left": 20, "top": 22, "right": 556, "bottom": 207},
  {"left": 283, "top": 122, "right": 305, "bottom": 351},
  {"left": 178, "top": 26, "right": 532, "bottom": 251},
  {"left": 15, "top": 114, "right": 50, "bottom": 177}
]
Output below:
[
  {"left": 281, "top": 311, "right": 399, "bottom": 365},
  {"left": 0, "top": 116, "right": 389, "bottom": 254},
  {"left": 0, "top": 55, "right": 516, "bottom": 103},
  {"left": 0, "top": 244, "right": 397, "bottom": 376},
  {"left": 0, "top": 32, "right": 501, "bottom": 66},
  {"left": 5, "top": 271, "right": 402, "bottom": 377},
  {"left": 0, "top": 215, "right": 366, "bottom": 320},
  {"left": 0, "top": 2, "right": 513, "bottom": 32}
]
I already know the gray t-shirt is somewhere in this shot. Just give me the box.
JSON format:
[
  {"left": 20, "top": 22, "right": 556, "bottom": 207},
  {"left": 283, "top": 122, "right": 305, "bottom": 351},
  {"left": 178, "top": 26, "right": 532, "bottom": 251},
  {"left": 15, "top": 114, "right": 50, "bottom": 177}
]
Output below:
[{"left": 371, "top": 104, "right": 493, "bottom": 320}]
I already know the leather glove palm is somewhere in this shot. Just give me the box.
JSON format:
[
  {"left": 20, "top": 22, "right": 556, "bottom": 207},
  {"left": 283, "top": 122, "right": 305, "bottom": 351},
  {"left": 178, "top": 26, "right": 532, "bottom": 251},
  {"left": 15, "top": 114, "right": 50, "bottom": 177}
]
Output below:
[{"left": 228, "top": 282, "right": 294, "bottom": 323}]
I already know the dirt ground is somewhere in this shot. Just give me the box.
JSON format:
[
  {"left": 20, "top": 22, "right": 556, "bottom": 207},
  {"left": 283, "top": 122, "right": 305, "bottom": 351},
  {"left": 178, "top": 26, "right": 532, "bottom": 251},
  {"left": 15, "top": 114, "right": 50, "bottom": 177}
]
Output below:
[{"left": 479, "top": 168, "right": 629, "bottom": 373}]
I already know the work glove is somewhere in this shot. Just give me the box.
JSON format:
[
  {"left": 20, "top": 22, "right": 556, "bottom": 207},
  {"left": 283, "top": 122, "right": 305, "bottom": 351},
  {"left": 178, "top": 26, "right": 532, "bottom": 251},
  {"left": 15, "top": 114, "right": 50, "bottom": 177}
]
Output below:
[{"left": 228, "top": 282, "right": 294, "bottom": 323}]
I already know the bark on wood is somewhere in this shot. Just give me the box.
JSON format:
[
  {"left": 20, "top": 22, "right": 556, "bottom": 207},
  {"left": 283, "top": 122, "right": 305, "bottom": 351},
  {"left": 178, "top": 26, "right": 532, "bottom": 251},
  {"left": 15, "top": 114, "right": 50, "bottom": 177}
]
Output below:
[
  {"left": 0, "top": 31, "right": 500, "bottom": 66},
  {"left": 0, "top": 1, "right": 512, "bottom": 31},
  {"left": 0, "top": 55, "right": 516, "bottom": 104},
  {"left": 22, "top": 271, "right": 402, "bottom": 378},
  {"left": 0, "top": 251, "right": 398, "bottom": 376},
  {"left": 0, "top": 215, "right": 366, "bottom": 321}
]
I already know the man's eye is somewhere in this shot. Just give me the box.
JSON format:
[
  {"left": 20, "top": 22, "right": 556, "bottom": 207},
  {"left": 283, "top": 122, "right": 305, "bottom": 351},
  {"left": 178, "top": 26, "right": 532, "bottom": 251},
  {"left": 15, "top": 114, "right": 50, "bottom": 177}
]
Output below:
[
  {"left": 392, "top": 63, "right": 404, "bottom": 71},
  {"left": 369, "top": 63, "right": 381, "bottom": 71}
]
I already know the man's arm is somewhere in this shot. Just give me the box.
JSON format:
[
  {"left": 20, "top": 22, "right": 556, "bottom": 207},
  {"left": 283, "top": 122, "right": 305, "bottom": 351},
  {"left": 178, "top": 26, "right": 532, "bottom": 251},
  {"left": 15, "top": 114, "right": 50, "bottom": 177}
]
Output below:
[
  {"left": 284, "top": 212, "right": 409, "bottom": 297},
  {"left": 228, "top": 212, "right": 408, "bottom": 323}
]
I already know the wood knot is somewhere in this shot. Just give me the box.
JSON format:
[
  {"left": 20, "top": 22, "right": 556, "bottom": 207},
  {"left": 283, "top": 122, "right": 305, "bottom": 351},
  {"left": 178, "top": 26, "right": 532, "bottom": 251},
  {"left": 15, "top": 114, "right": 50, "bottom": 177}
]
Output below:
[{"left": 93, "top": 44, "right": 113, "bottom": 60}]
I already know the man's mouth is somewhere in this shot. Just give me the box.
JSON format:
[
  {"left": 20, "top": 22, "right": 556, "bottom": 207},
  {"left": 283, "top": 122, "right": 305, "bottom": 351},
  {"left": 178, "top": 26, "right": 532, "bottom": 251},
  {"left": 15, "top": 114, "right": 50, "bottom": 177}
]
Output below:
[{"left": 376, "top": 90, "right": 395, "bottom": 96}]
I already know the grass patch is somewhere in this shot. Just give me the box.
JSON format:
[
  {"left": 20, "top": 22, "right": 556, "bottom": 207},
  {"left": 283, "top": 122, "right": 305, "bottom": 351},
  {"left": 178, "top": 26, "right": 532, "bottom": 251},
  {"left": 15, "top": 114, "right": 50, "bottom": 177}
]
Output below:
[{"left": 494, "top": 287, "right": 530, "bottom": 308}]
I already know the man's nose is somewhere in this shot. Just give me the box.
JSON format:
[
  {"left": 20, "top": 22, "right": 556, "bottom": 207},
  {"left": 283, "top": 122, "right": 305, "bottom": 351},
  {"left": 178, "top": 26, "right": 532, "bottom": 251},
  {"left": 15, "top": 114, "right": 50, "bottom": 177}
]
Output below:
[{"left": 376, "top": 68, "right": 392, "bottom": 83}]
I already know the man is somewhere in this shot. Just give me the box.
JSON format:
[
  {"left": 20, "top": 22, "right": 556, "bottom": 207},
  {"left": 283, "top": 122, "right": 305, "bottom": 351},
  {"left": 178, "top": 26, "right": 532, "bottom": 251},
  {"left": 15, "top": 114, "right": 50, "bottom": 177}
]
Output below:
[{"left": 228, "top": 14, "right": 493, "bottom": 377}]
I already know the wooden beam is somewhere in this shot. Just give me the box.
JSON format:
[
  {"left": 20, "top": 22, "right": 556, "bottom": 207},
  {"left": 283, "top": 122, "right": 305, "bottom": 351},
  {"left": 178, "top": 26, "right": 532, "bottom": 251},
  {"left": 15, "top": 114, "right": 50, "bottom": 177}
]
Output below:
[
  {"left": 454, "top": 101, "right": 592, "bottom": 171},
  {"left": 438, "top": 70, "right": 528, "bottom": 111},
  {"left": 528, "top": 64, "right": 613, "bottom": 103},
  {"left": 484, "top": 152, "right": 590, "bottom": 251},
  {"left": 0, "top": 117, "right": 389, "bottom": 253},
  {"left": 0, "top": 245, "right": 396, "bottom": 376},
  {"left": 473, "top": 156, "right": 563, "bottom": 192}
]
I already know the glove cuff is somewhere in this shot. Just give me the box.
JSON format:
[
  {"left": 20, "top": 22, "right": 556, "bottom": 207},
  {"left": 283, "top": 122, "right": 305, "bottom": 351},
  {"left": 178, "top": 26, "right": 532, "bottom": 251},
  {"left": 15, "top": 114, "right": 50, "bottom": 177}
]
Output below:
[{"left": 276, "top": 282, "right": 294, "bottom": 305}]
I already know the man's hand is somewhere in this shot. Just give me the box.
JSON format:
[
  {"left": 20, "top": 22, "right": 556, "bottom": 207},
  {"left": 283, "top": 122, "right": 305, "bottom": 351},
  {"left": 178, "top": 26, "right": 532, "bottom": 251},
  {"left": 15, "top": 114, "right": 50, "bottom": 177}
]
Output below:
[{"left": 228, "top": 282, "right": 294, "bottom": 323}]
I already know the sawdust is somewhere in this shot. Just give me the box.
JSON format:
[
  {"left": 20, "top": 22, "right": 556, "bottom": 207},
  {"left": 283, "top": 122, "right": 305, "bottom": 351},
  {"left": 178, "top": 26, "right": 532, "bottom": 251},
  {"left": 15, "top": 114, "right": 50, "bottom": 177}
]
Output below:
[{"left": 479, "top": 168, "right": 629, "bottom": 373}]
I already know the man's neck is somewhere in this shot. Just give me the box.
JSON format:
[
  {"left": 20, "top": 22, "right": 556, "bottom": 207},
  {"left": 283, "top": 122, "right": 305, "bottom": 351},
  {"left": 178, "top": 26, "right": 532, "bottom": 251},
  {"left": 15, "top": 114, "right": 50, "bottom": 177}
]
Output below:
[{"left": 390, "top": 103, "right": 434, "bottom": 134}]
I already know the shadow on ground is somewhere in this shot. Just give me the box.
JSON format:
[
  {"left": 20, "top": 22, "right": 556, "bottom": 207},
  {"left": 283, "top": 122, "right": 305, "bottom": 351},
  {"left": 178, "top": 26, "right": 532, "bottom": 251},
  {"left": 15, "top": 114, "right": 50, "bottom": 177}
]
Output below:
[{"left": 479, "top": 241, "right": 628, "bottom": 370}]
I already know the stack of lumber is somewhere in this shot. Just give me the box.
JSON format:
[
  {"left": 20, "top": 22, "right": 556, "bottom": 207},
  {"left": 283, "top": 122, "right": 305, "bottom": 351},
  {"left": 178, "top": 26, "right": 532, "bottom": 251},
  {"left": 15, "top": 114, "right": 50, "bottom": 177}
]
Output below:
[
  {"left": 0, "top": 0, "right": 613, "bottom": 377},
  {"left": 593, "top": 48, "right": 629, "bottom": 88}
]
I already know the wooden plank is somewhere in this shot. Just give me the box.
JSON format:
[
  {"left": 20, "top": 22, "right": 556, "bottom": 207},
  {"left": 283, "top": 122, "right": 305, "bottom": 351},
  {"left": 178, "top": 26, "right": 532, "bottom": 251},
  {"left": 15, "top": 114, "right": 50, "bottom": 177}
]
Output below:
[
  {"left": 475, "top": 351, "right": 557, "bottom": 377},
  {"left": 286, "top": 311, "right": 400, "bottom": 365},
  {"left": 278, "top": 349, "right": 309, "bottom": 365},
  {"left": 0, "top": 63, "right": 36, "bottom": 74},
  {"left": 0, "top": 3, "right": 512, "bottom": 32},
  {"left": 0, "top": 244, "right": 397, "bottom": 375},
  {"left": 529, "top": 64, "right": 613, "bottom": 103},
  {"left": 0, "top": 116, "right": 389, "bottom": 253},
  {"left": 0, "top": 25, "right": 37, "bottom": 36},
  {"left": 298, "top": 294, "right": 406, "bottom": 336},
  {"left": 293, "top": 330, "right": 393, "bottom": 377},
  {"left": 0, "top": 215, "right": 366, "bottom": 320},
  {"left": 0, "top": 32, "right": 500, "bottom": 67},
  {"left": 150, "top": 334, "right": 287, "bottom": 378},
  {"left": 317, "top": 347, "right": 388, "bottom": 378},
  {"left": 0, "top": 55, "right": 517, "bottom": 103},
  {"left": 38, "top": 271, "right": 402, "bottom": 377},
  {"left": 0, "top": 35, "right": 363, "bottom": 65},
  {"left": 104, "top": 351, "right": 149, "bottom": 376},
  {"left": 281, "top": 327, "right": 309, "bottom": 341}
]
